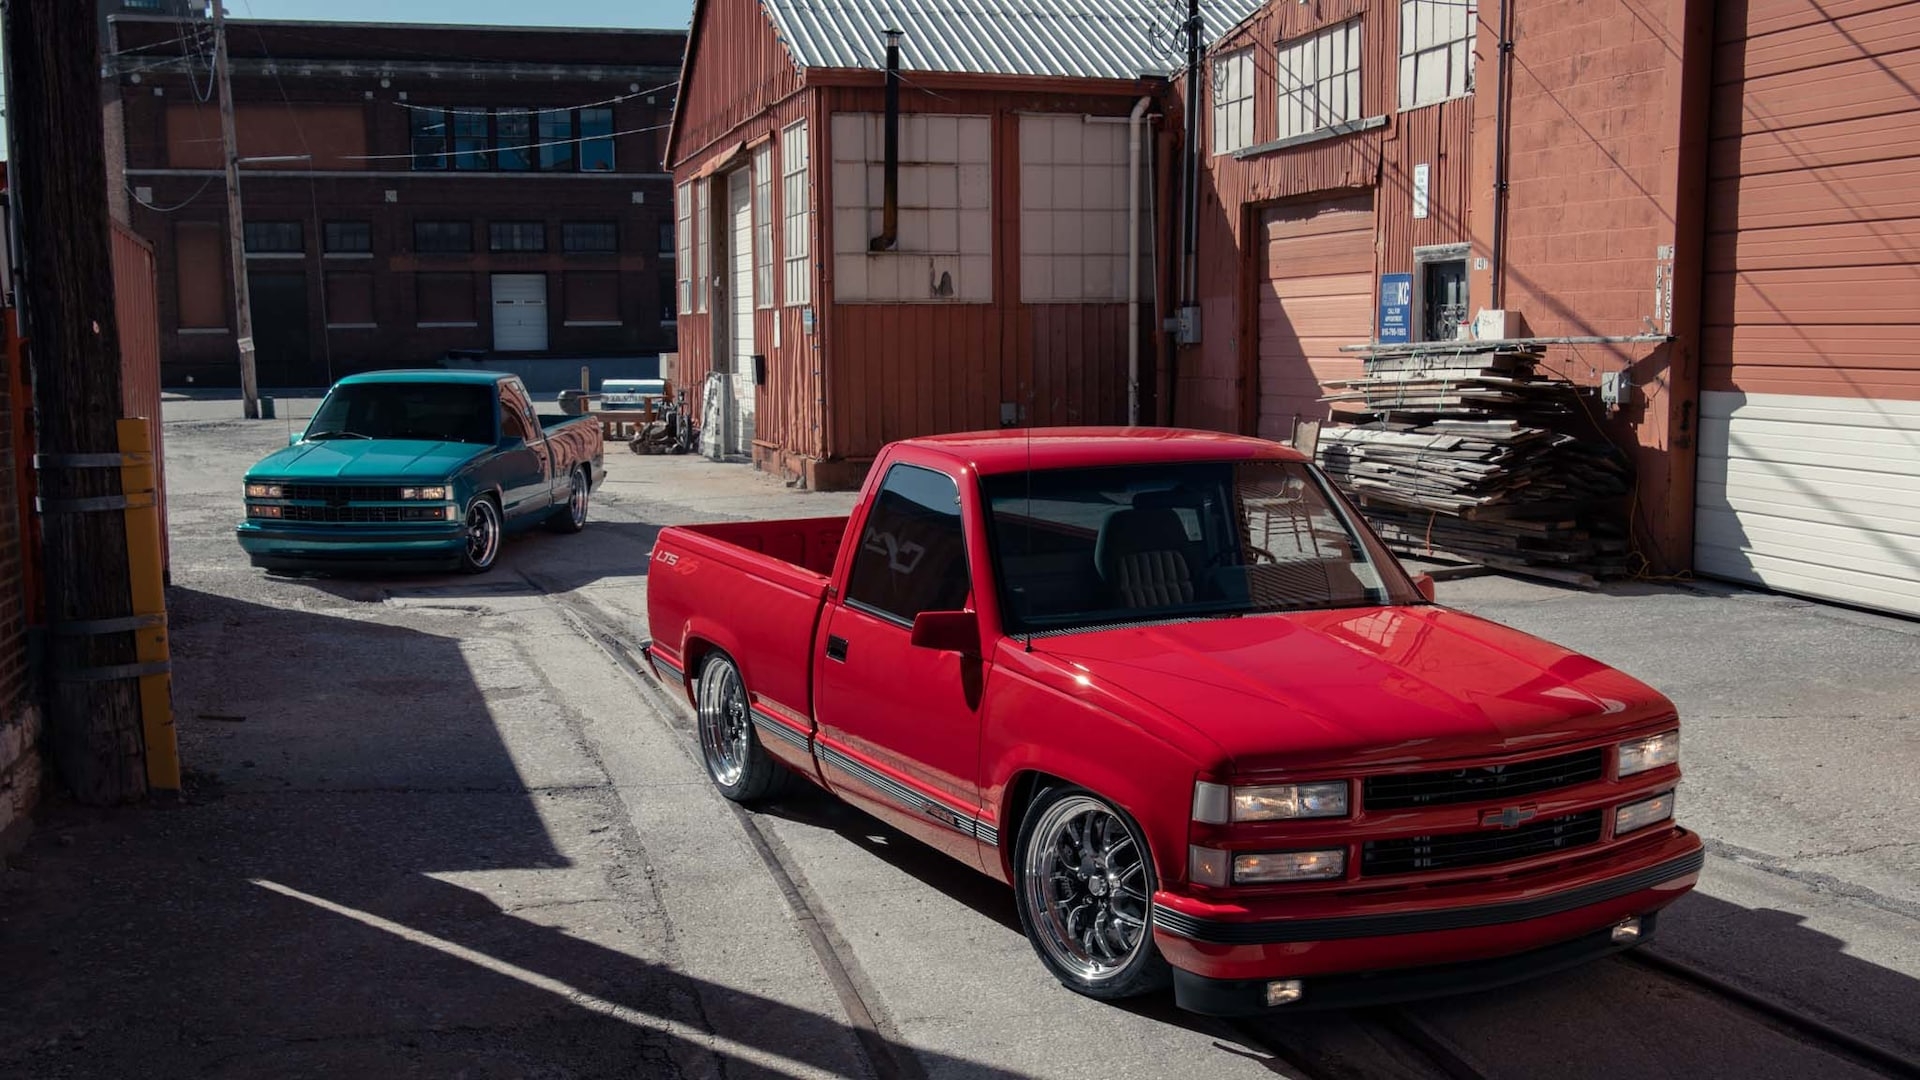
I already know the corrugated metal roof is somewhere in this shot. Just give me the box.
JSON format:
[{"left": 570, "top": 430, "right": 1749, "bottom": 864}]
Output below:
[{"left": 761, "top": 0, "right": 1259, "bottom": 80}]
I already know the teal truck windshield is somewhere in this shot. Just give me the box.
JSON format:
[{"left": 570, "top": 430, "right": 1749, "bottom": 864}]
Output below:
[
  {"left": 306, "top": 382, "right": 496, "bottom": 444},
  {"left": 982, "top": 460, "right": 1418, "bottom": 632}
]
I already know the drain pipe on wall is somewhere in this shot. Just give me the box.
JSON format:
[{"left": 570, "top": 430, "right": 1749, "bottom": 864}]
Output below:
[
  {"left": 871, "top": 29, "right": 903, "bottom": 252},
  {"left": 1127, "top": 96, "right": 1151, "bottom": 425},
  {"left": 1491, "top": 0, "right": 1513, "bottom": 306}
]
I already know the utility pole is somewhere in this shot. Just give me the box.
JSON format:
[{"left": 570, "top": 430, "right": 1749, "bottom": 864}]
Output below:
[
  {"left": 2, "top": 1, "right": 147, "bottom": 802},
  {"left": 1170, "top": 0, "right": 1203, "bottom": 423},
  {"left": 211, "top": 0, "right": 261, "bottom": 418}
]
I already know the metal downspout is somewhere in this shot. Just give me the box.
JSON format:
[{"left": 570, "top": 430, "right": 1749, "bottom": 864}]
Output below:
[{"left": 1127, "top": 96, "right": 1151, "bottom": 425}]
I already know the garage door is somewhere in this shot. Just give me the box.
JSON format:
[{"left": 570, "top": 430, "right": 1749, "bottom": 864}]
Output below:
[
  {"left": 490, "top": 274, "right": 549, "bottom": 352},
  {"left": 1255, "top": 195, "right": 1374, "bottom": 442},
  {"left": 728, "top": 167, "right": 757, "bottom": 456},
  {"left": 1695, "top": 0, "right": 1920, "bottom": 617}
]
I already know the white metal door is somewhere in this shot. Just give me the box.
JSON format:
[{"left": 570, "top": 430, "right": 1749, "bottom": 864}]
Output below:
[
  {"left": 728, "top": 169, "right": 757, "bottom": 455},
  {"left": 491, "top": 273, "right": 549, "bottom": 352}
]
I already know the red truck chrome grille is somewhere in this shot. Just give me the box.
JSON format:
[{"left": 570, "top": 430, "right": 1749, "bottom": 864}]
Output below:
[
  {"left": 1362, "top": 747, "right": 1606, "bottom": 810},
  {"left": 1360, "top": 809, "right": 1604, "bottom": 876}
]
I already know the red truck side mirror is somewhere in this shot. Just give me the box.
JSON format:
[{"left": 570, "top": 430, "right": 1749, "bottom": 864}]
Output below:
[
  {"left": 1412, "top": 572, "right": 1437, "bottom": 603},
  {"left": 910, "top": 610, "right": 980, "bottom": 655}
]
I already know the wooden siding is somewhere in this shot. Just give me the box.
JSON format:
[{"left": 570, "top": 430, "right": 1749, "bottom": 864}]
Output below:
[{"left": 668, "top": 0, "right": 806, "bottom": 170}]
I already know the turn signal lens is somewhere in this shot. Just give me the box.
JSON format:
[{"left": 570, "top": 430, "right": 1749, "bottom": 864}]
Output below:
[
  {"left": 1232, "top": 849, "right": 1346, "bottom": 884},
  {"left": 1232, "top": 782, "right": 1349, "bottom": 821},
  {"left": 1618, "top": 730, "right": 1679, "bottom": 777},
  {"left": 1188, "top": 845, "right": 1229, "bottom": 887},
  {"left": 247, "top": 504, "right": 283, "bottom": 519},
  {"left": 245, "top": 482, "right": 284, "bottom": 498},
  {"left": 1616, "top": 791, "right": 1676, "bottom": 835}
]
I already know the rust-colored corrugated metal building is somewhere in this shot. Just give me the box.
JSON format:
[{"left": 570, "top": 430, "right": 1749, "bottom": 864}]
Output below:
[
  {"left": 666, "top": 0, "right": 1180, "bottom": 488},
  {"left": 1183, "top": 0, "right": 1917, "bottom": 616}
]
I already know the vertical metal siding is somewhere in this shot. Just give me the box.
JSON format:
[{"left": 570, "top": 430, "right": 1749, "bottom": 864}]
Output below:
[{"left": 111, "top": 224, "right": 170, "bottom": 570}]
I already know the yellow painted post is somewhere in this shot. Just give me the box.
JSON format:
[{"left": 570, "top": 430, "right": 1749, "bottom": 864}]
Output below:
[{"left": 117, "top": 418, "right": 179, "bottom": 792}]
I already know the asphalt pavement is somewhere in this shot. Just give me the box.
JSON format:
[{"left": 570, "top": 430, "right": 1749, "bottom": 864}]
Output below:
[{"left": 0, "top": 395, "right": 1914, "bottom": 1079}]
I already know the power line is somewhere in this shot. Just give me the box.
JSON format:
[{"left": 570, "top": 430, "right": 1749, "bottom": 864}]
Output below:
[
  {"left": 388, "top": 79, "right": 679, "bottom": 118},
  {"left": 127, "top": 176, "right": 219, "bottom": 213},
  {"left": 340, "top": 122, "right": 671, "bottom": 164}
]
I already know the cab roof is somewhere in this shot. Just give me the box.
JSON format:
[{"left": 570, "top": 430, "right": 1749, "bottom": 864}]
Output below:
[
  {"left": 335, "top": 369, "right": 510, "bottom": 387},
  {"left": 898, "top": 427, "right": 1306, "bottom": 476}
]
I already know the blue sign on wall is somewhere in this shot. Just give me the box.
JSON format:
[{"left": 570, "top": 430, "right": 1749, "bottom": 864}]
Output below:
[{"left": 1378, "top": 273, "right": 1413, "bottom": 344}]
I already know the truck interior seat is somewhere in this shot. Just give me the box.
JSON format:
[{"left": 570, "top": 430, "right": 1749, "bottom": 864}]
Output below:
[{"left": 1095, "top": 508, "right": 1199, "bottom": 609}]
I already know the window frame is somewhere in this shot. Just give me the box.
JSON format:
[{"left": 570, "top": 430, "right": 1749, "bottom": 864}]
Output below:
[
  {"left": 752, "top": 140, "right": 775, "bottom": 309},
  {"left": 578, "top": 107, "right": 616, "bottom": 172},
  {"left": 1399, "top": 0, "right": 1477, "bottom": 111},
  {"left": 538, "top": 108, "right": 576, "bottom": 172},
  {"left": 488, "top": 221, "right": 548, "bottom": 253},
  {"left": 780, "top": 120, "right": 811, "bottom": 307},
  {"left": 1277, "top": 20, "right": 1364, "bottom": 141},
  {"left": 842, "top": 462, "right": 972, "bottom": 627},
  {"left": 562, "top": 221, "right": 619, "bottom": 255},
  {"left": 413, "top": 220, "right": 474, "bottom": 254},
  {"left": 322, "top": 221, "right": 372, "bottom": 255},
  {"left": 676, "top": 181, "right": 693, "bottom": 314},
  {"left": 242, "top": 221, "right": 303, "bottom": 255},
  {"left": 1211, "top": 48, "right": 1255, "bottom": 156},
  {"left": 694, "top": 179, "right": 711, "bottom": 313},
  {"left": 410, "top": 108, "right": 449, "bottom": 171}
]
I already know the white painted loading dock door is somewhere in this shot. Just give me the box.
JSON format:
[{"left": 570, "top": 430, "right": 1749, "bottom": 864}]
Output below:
[{"left": 491, "top": 274, "right": 549, "bottom": 352}]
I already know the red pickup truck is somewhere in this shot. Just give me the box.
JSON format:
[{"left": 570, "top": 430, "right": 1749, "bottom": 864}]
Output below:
[{"left": 643, "top": 429, "right": 1701, "bottom": 1014}]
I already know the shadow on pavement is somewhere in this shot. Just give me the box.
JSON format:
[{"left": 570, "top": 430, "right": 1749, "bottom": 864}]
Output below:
[
  {"left": 0, "top": 588, "right": 1033, "bottom": 1079},
  {"left": 259, "top": 520, "right": 664, "bottom": 603}
]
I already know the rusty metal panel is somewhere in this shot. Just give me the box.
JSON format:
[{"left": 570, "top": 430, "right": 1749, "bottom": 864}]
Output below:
[
  {"left": 110, "top": 224, "right": 170, "bottom": 569},
  {"left": 669, "top": 0, "right": 806, "bottom": 170},
  {"left": 1377, "top": 96, "right": 1472, "bottom": 272}
]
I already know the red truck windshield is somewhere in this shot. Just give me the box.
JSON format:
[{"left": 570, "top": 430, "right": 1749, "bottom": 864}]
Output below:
[
  {"left": 305, "top": 383, "right": 497, "bottom": 445},
  {"left": 981, "top": 460, "right": 1419, "bottom": 633}
]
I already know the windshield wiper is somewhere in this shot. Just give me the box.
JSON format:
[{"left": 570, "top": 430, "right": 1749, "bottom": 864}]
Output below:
[{"left": 306, "top": 430, "right": 373, "bottom": 441}]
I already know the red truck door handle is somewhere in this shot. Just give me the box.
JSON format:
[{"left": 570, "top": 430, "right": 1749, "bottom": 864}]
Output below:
[{"left": 826, "top": 635, "right": 849, "bottom": 662}]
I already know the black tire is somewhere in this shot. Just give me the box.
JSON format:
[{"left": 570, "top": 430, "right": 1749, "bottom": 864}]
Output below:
[
  {"left": 547, "top": 466, "right": 590, "bottom": 534},
  {"left": 1014, "top": 785, "right": 1171, "bottom": 1001},
  {"left": 695, "top": 653, "right": 793, "bottom": 802},
  {"left": 459, "top": 496, "right": 503, "bottom": 575}
]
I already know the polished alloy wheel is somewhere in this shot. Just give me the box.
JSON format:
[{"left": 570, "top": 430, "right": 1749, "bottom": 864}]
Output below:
[
  {"left": 465, "top": 499, "right": 501, "bottom": 569},
  {"left": 568, "top": 469, "right": 589, "bottom": 527},
  {"left": 697, "top": 658, "right": 752, "bottom": 788},
  {"left": 1021, "top": 795, "right": 1152, "bottom": 982}
]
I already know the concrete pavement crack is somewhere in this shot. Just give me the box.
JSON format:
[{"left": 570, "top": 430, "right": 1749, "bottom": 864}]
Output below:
[{"left": 1703, "top": 838, "right": 1920, "bottom": 922}]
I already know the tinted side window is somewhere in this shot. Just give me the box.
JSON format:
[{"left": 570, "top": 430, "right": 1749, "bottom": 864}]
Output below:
[{"left": 844, "top": 465, "right": 971, "bottom": 623}]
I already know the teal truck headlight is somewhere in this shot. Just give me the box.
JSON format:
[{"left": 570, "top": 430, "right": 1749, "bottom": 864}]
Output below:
[
  {"left": 245, "top": 482, "right": 284, "bottom": 498},
  {"left": 400, "top": 486, "right": 449, "bottom": 500}
]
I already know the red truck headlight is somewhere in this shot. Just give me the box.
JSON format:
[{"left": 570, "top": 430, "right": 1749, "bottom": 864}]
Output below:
[
  {"left": 1618, "top": 730, "right": 1679, "bottom": 777},
  {"left": 1192, "top": 780, "right": 1349, "bottom": 823}
]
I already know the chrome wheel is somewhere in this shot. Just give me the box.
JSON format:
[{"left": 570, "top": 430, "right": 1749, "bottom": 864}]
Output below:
[
  {"left": 568, "top": 469, "right": 589, "bottom": 528},
  {"left": 1021, "top": 795, "right": 1153, "bottom": 983},
  {"left": 697, "top": 657, "right": 752, "bottom": 788},
  {"left": 464, "top": 498, "right": 501, "bottom": 571}
]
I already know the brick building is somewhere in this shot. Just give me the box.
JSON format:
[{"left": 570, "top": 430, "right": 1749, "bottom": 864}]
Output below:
[
  {"left": 104, "top": 15, "right": 686, "bottom": 387},
  {"left": 1181, "top": 0, "right": 1918, "bottom": 617}
]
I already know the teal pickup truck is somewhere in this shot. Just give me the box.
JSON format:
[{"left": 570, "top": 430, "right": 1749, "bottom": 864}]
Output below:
[{"left": 237, "top": 370, "right": 604, "bottom": 573}]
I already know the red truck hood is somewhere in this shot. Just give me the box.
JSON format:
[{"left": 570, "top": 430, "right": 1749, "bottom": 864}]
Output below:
[{"left": 1032, "top": 605, "right": 1673, "bottom": 773}]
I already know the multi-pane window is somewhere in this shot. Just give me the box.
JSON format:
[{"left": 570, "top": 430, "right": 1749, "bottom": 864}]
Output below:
[
  {"left": 496, "top": 108, "right": 533, "bottom": 171},
  {"left": 1278, "top": 20, "right": 1363, "bottom": 140},
  {"left": 414, "top": 221, "right": 473, "bottom": 254},
  {"left": 579, "top": 108, "right": 615, "bottom": 172},
  {"left": 563, "top": 222, "right": 618, "bottom": 254},
  {"left": 1212, "top": 49, "right": 1255, "bottom": 154},
  {"left": 752, "top": 141, "right": 774, "bottom": 308},
  {"left": 694, "top": 179, "right": 711, "bottom": 312},
  {"left": 452, "top": 109, "right": 489, "bottom": 171},
  {"left": 1020, "top": 116, "right": 1125, "bottom": 303},
  {"left": 323, "top": 221, "right": 372, "bottom": 254},
  {"left": 675, "top": 182, "right": 693, "bottom": 313},
  {"left": 243, "top": 222, "right": 302, "bottom": 253},
  {"left": 490, "top": 222, "right": 547, "bottom": 253},
  {"left": 410, "top": 110, "right": 448, "bottom": 170},
  {"left": 406, "top": 106, "right": 614, "bottom": 173},
  {"left": 538, "top": 110, "right": 575, "bottom": 171},
  {"left": 780, "top": 120, "right": 811, "bottom": 306},
  {"left": 1399, "top": 0, "right": 1476, "bottom": 110}
]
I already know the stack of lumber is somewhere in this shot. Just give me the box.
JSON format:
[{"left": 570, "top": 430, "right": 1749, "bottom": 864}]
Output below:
[{"left": 1316, "top": 346, "right": 1632, "bottom": 584}]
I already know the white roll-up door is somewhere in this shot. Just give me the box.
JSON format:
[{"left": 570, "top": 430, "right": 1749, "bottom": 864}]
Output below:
[{"left": 490, "top": 274, "right": 549, "bottom": 353}]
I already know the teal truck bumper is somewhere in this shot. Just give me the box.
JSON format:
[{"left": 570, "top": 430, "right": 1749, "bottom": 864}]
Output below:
[{"left": 236, "top": 520, "right": 469, "bottom": 571}]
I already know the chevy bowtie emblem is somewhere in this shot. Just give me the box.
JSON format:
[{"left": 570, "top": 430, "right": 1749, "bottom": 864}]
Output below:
[{"left": 1482, "top": 805, "right": 1538, "bottom": 830}]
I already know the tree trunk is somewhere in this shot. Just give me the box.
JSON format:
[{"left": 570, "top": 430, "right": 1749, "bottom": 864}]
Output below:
[{"left": 4, "top": 1, "right": 146, "bottom": 802}]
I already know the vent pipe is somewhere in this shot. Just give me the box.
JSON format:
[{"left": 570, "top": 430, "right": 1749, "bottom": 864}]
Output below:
[{"left": 871, "top": 29, "right": 903, "bottom": 252}]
